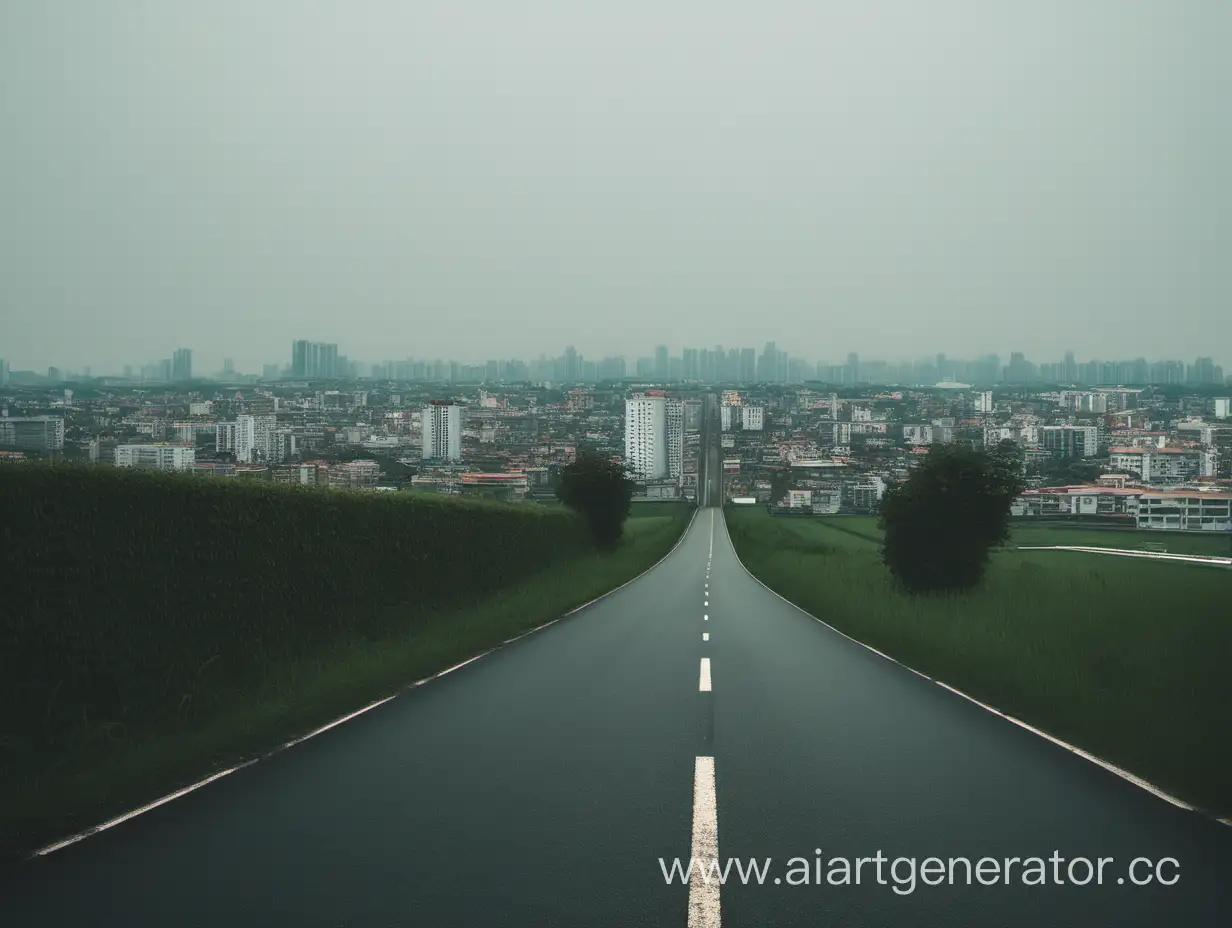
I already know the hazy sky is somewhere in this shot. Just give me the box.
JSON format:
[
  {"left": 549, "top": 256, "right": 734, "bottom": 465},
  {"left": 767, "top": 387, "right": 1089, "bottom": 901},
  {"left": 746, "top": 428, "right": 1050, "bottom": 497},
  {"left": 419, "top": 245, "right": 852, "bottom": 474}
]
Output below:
[{"left": 2, "top": 1, "right": 1229, "bottom": 373}]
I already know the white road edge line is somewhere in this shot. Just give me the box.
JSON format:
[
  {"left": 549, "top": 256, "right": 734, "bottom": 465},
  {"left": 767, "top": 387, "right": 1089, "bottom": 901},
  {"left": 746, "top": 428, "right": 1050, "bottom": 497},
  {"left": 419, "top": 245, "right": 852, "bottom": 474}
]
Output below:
[
  {"left": 30, "top": 506, "right": 705, "bottom": 860},
  {"left": 699, "top": 657, "right": 712, "bottom": 692},
  {"left": 688, "top": 756, "right": 721, "bottom": 928},
  {"left": 1018, "top": 545, "right": 1232, "bottom": 567},
  {"left": 719, "top": 511, "right": 1221, "bottom": 822}
]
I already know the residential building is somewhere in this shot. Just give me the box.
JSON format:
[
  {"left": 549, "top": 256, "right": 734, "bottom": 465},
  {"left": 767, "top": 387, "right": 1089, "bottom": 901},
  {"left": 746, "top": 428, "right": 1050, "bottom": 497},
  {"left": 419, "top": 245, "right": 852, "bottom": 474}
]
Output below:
[
  {"left": 215, "top": 422, "right": 237, "bottom": 456},
  {"left": 0, "top": 416, "right": 65, "bottom": 451},
  {"left": 458, "top": 472, "right": 529, "bottom": 502},
  {"left": 172, "top": 348, "right": 192, "bottom": 381},
  {"left": 1137, "top": 492, "right": 1232, "bottom": 531},
  {"left": 1215, "top": 398, "right": 1231, "bottom": 420},
  {"left": 1039, "top": 425, "right": 1099, "bottom": 458},
  {"left": 974, "top": 391, "right": 994, "bottom": 413},
  {"left": 291, "top": 340, "right": 339, "bottom": 379},
  {"left": 625, "top": 394, "right": 668, "bottom": 479},
  {"left": 742, "top": 407, "right": 765, "bottom": 431},
  {"left": 1108, "top": 447, "right": 1209, "bottom": 485},
  {"left": 234, "top": 414, "right": 277, "bottom": 464},
  {"left": 422, "top": 401, "right": 463, "bottom": 461},
  {"left": 114, "top": 443, "right": 196, "bottom": 470},
  {"left": 328, "top": 459, "right": 381, "bottom": 490},
  {"left": 821, "top": 421, "right": 851, "bottom": 447},
  {"left": 273, "top": 464, "right": 318, "bottom": 485},
  {"left": 666, "top": 397, "right": 685, "bottom": 481}
]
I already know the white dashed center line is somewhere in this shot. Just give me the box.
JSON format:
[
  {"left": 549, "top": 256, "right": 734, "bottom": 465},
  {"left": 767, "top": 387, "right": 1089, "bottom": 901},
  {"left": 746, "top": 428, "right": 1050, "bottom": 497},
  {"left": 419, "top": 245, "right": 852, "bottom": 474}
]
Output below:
[
  {"left": 699, "top": 658, "right": 712, "bottom": 692},
  {"left": 687, "top": 756, "right": 721, "bottom": 928},
  {"left": 703, "top": 632, "right": 709, "bottom": 642}
]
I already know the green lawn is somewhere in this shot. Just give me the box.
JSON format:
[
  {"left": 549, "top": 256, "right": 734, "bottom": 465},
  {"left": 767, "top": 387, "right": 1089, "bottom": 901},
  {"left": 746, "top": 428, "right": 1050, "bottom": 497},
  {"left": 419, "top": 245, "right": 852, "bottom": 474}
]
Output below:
[
  {"left": 726, "top": 506, "right": 1232, "bottom": 816},
  {"left": 2, "top": 507, "right": 694, "bottom": 861},
  {"left": 767, "top": 514, "right": 1232, "bottom": 558}
]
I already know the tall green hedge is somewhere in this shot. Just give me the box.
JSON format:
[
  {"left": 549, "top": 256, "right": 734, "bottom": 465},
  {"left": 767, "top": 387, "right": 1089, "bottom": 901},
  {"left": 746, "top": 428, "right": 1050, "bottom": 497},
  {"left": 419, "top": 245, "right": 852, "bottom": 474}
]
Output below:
[{"left": 0, "top": 464, "right": 591, "bottom": 779}]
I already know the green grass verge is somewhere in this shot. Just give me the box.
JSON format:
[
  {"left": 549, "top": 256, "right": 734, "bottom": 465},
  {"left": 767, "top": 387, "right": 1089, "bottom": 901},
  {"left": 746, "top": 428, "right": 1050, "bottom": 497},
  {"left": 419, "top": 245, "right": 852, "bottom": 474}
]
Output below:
[
  {"left": 1, "top": 500, "right": 693, "bottom": 861},
  {"left": 773, "top": 515, "right": 1232, "bottom": 558},
  {"left": 725, "top": 506, "right": 1232, "bottom": 816}
]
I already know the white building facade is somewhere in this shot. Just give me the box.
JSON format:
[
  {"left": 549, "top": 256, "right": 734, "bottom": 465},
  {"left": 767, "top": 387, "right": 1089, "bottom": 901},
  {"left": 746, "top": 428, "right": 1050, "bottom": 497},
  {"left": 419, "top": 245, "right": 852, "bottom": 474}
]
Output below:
[
  {"left": 625, "top": 395, "right": 668, "bottom": 479},
  {"left": 114, "top": 443, "right": 196, "bottom": 470},
  {"left": 422, "top": 402, "right": 463, "bottom": 461}
]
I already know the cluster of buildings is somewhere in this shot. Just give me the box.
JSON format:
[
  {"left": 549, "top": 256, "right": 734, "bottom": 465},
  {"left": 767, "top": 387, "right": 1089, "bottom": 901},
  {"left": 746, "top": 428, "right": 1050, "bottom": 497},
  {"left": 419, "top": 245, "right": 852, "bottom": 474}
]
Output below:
[
  {"left": 3, "top": 359, "right": 1232, "bottom": 531},
  {"left": 5, "top": 343, "right": 1230, "bottom": 389}
]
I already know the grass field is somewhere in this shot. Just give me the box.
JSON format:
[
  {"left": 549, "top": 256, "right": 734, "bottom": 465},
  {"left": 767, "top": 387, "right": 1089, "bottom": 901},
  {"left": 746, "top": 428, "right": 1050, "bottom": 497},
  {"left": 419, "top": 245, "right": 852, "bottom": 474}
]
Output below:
[
  {"left": 766, "top": 514, "right": 1232, "bottom": 558},
  {"left": 1, "top": 480, "right": 693, "bottom": 861},
  {"left": 725, "top": 507, "right": 1232, "bottom": 816}
]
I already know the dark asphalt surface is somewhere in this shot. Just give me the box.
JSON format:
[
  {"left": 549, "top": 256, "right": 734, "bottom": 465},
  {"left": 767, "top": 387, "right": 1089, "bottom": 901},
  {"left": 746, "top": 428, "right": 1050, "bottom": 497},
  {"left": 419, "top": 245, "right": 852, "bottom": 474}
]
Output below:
[{"left": 4, "top": 420, "right": 1231, "bottom": 924}]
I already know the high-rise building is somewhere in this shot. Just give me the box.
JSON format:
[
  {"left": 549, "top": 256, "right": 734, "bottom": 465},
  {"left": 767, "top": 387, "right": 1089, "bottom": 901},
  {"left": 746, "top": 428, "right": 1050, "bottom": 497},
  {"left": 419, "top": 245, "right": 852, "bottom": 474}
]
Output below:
[
  {"left": 846, "top": 352, "right": 860, "bottom": 384},
  {"left": 422, "top": 401, "right": 462, "bottom": 461},
  {"left": 172, "top": 348, "right": 193, "bottom": 381},
  {"left": 291, "top": 340, "right": 339, "bottom": 379},
  {"left": 233, "top": 415, "right": 277, "bottom": 463},
  {"left": 1039, "top": 425, "right": 1099, "bottom": 458},
  {"left": 654, "top": 345, "right": 670, "bottom": 380},
  {"left": 757, "top": 343, "right": 778, "bottom": 383},
  {"left": 563, "top": 345, "right": 580, "bottom": 382},
  {"left": 666, "top": 397, "right": 684, "bottom": 480},
  {"left": 625, "top": 395, "right": 668, "bottom": 479},
  {"left": 974, "top": 391, "right": 994, "bottom": 414},
  {"left": 683, "top": 348, "right": 699, "bottom": 381},
  {"left": 0, "top": 359, "right": 9, "bottom": 388},
  {"left": 740, "top": 348, "right": 756, "bottom": 382}
]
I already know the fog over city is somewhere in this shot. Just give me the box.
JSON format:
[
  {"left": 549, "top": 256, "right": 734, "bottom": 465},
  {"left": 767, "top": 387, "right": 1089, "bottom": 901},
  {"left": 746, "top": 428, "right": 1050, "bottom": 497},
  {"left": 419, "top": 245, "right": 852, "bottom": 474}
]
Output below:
[{"left": 2, "top": 0, "right": 1229, "bottom": 372}]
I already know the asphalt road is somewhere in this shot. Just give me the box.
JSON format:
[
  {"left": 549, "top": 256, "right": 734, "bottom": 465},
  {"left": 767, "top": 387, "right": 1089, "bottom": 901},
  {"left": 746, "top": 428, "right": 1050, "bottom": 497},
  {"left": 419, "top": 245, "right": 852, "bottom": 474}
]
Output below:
[{"left": 4, "top": 507, "right": 1230, "bottom": 926}]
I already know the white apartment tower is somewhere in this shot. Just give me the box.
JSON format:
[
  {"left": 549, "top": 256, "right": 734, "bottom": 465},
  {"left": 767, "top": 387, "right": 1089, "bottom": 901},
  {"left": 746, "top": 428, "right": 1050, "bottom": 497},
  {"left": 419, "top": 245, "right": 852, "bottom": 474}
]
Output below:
[
  {"left": 625, "top": 395, "right": 668, "bottom": 479},
  {"left": 234, "top": 415, "right": 277, "bottom": 464},
  {"left": 422, "top": 402, "right": 462, "bottom": 461},
  {"left": 666, "top": 397, "right": 685, "bottom": 480}
]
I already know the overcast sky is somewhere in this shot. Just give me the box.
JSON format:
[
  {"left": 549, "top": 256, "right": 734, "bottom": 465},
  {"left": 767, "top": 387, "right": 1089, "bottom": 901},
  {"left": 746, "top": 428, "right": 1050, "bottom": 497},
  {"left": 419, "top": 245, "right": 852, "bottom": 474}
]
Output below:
[{"left": 2, "top": 1, "right": 1228, "bottom": 373}]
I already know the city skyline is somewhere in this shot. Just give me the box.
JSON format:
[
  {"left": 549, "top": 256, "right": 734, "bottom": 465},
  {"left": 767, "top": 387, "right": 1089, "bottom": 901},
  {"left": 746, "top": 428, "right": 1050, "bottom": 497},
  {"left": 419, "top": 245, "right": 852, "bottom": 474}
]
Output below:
[
  {"left": 4, "top": 2, "right": 1230, "bottom": 377},
  {"left": 3, "top": 342, "right": 1229, "bottom": 387}
]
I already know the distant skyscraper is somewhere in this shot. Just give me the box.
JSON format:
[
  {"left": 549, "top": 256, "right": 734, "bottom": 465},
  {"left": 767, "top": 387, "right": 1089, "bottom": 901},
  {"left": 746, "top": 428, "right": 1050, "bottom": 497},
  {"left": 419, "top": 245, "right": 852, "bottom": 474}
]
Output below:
[
  {"left": 0, "top": 358, "right": 8, "bottom": 388},
  {"left": 422, "top": 401, "right": 462, "bottom": 461},
  {"left": 654, "top": 345, "right": 669, "bottom": 379},
  {"left": 682, "top": 348, "right": 699, "bottom": 381},
  {"left": 740, "top": 348, "right": 756, "bottom": 382},
  {"left": 291, "top": 340, "right": 339, "bottom": 378},
  {"left": 847, "top": 352, "right": 860, "bottom": 384},
  {"left": 624, "top": 395, "right": 668, "bottom": 479},
  {"left": 564, "top": 345, "right": 580, "bottom": 382},
  {"left": 172, "top": 348, "right": 192, "bottom": 381}
]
